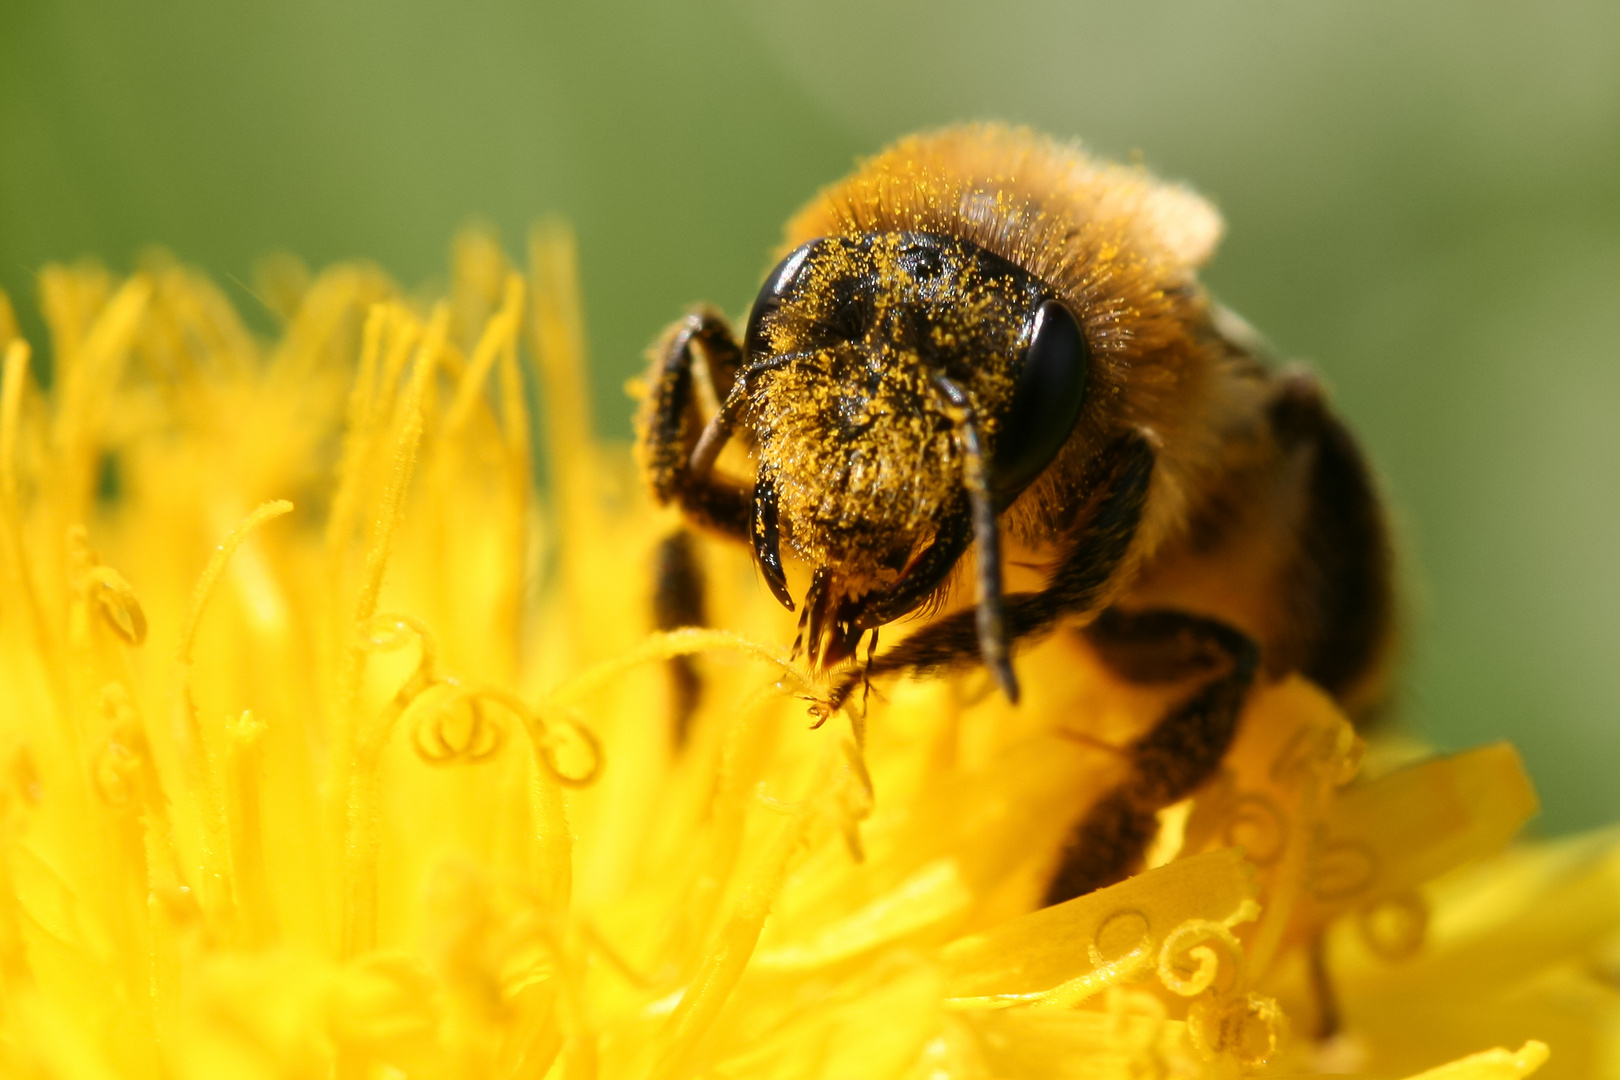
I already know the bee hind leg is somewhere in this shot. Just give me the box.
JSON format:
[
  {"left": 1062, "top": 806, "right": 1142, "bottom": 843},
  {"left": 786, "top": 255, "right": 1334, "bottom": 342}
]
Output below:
[{"left": 1044, "top": 608, "right": 1259, "bottom": 904}]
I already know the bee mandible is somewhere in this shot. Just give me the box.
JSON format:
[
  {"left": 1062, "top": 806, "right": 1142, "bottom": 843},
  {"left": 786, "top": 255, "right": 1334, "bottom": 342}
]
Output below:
[{"left": 637, "top": 125, "right": 1394, "bottom": 903}]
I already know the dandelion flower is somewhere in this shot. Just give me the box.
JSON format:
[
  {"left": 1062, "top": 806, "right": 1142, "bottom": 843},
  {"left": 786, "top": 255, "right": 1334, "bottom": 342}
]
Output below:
[{"left": 0, "top": 227, "right": 1612, "bottom": 1079}]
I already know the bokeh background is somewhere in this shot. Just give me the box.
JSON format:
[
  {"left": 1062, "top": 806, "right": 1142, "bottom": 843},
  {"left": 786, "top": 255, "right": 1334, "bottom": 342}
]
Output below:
[{"left": 2, "top": 1, "right": 1616, "bottom": 833}]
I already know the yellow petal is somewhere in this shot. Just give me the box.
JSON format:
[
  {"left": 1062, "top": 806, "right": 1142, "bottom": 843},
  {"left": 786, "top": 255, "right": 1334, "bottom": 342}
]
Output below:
[{"left": 1402, "top": 1040, "right": 1550, "bottom": 1080}]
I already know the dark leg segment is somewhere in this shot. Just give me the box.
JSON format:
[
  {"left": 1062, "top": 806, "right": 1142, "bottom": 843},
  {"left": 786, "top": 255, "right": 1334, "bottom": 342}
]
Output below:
[
  {"left": 1308, "top": 934, "right": 1342, "bottom": 1039},
  {"left": 1267, "top": 371, "right": 1395, "bottom": 711},
  {"left": 1044, "top": 608, "right": 1259, "bottom": 904},
  {"left": 643, "top": 307, "right": 751, "bottom": 540},
  {"left": 652, "top": 529, "right": 708, "bottom": 747}
]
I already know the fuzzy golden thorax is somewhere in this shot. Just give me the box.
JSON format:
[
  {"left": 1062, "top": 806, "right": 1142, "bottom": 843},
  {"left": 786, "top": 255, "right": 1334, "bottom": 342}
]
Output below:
[{"left": 746, "top": 233, "right": 1039, "bottom": 604}]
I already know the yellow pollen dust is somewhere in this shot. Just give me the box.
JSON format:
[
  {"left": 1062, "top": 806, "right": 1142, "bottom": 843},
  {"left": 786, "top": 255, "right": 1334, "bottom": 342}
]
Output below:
[{"left": 0, "top": 228, "right": 1611, "bottom": 1079}]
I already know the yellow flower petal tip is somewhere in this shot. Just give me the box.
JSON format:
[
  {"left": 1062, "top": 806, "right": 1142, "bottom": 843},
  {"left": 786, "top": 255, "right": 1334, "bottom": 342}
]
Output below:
[
  {"left": 0, "top": 228, "right": 1611, "bottom": 1078},
  {"left": 1403, "top": 1040, "right": 1551, "bottom": 1080}
]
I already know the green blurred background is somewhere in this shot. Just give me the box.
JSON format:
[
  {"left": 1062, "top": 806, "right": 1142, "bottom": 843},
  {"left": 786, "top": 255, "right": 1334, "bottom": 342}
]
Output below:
[{"left": 3, "top": 1, "right": 1617, "bottom": 832}]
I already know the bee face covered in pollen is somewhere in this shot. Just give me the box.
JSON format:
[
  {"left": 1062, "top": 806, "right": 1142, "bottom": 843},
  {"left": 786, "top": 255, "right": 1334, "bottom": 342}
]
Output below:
[{"left": 740, "top": 231, "right": 1089, "bottom": 672}]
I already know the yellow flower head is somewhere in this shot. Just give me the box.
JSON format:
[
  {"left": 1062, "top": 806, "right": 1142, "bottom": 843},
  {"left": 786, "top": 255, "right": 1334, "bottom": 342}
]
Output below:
[{"left": 0, "top": 229, "right": 1611, "bottom": 1079}]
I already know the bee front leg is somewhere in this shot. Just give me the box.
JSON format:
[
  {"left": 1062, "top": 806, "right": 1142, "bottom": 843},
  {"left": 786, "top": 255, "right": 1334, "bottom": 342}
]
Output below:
[
  {"left": 642, "top": 305, "right": 751, "bottom": 540},
  {"left": 1044, "top": 608, "right": 1259, "bottom": 904},
  {"left": 828, "top": 432, "right": 1155, "bottom": 710}
]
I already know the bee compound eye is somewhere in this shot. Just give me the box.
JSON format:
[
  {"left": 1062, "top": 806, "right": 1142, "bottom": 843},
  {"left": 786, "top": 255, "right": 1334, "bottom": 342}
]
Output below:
[
  {"left": 743, "top": 240, "right": 819, "bottom": 358},
  {"left": 990, "top": 300, "right": 1090, "bottom": 502}
]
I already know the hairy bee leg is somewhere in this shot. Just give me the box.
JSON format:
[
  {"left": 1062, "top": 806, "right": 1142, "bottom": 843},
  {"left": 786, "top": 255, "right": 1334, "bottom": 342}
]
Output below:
[
  {"left": 1043, "top": 608, "right": 1259, "bottom": 904},
  {"left": 643, "top": 306, "right": 751, "bottom": 540},
  {"left": 829, "top": 432, "right": 1155, "bottom": 711},
  {"left": 652, "top": 529, "right": 708, "bottom": 747},
  {"left": 1267, "top": 371, "right": 1395, "bottom": 710},
  {"left": 1308, "top": 932, "right": 1342, "bottom": 1039}
]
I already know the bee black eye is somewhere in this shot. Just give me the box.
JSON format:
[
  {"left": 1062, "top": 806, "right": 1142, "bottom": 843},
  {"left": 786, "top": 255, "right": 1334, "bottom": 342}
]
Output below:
[
  {"left": 743, "top": 241, "right": 818, "bottom": 357},
  {"left": 991, "top": 300, "right": 1089, "bottom": 502}
]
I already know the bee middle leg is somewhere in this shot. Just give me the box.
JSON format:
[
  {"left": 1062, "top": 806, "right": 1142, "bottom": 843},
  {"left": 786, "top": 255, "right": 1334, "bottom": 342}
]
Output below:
[
  {"left": 643, "top": 309, "right": 751, "bottom": 746},
  {"left": 1044, "top": 607, "right": 1259, "bottom": 904},
  {"left": 652, "top": 529, "right": 708, "bottom": 747}
]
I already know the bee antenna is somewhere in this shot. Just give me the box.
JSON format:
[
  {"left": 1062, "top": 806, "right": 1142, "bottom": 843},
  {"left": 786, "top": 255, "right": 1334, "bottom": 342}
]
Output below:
[
  {"left": 931, "top": 374, "right": 1019, "bottom": 704},
  {"left": 688, "top": 354, "right": 799, "bottom": 479},
  {"left": 687, "top": 399, "right": 737, "bottom": 479}
]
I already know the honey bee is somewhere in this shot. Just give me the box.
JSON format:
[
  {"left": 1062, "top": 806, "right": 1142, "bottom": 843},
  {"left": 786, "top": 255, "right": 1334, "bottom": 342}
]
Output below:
[{"left": 638, "top": 125, "right": 1394, "bottom": 904}]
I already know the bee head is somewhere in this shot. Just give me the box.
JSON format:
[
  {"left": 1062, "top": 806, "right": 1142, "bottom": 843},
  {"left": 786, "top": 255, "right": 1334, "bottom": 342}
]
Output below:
[{"left": 737, "top": 231, "right": 1091, "bottom": 666}]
